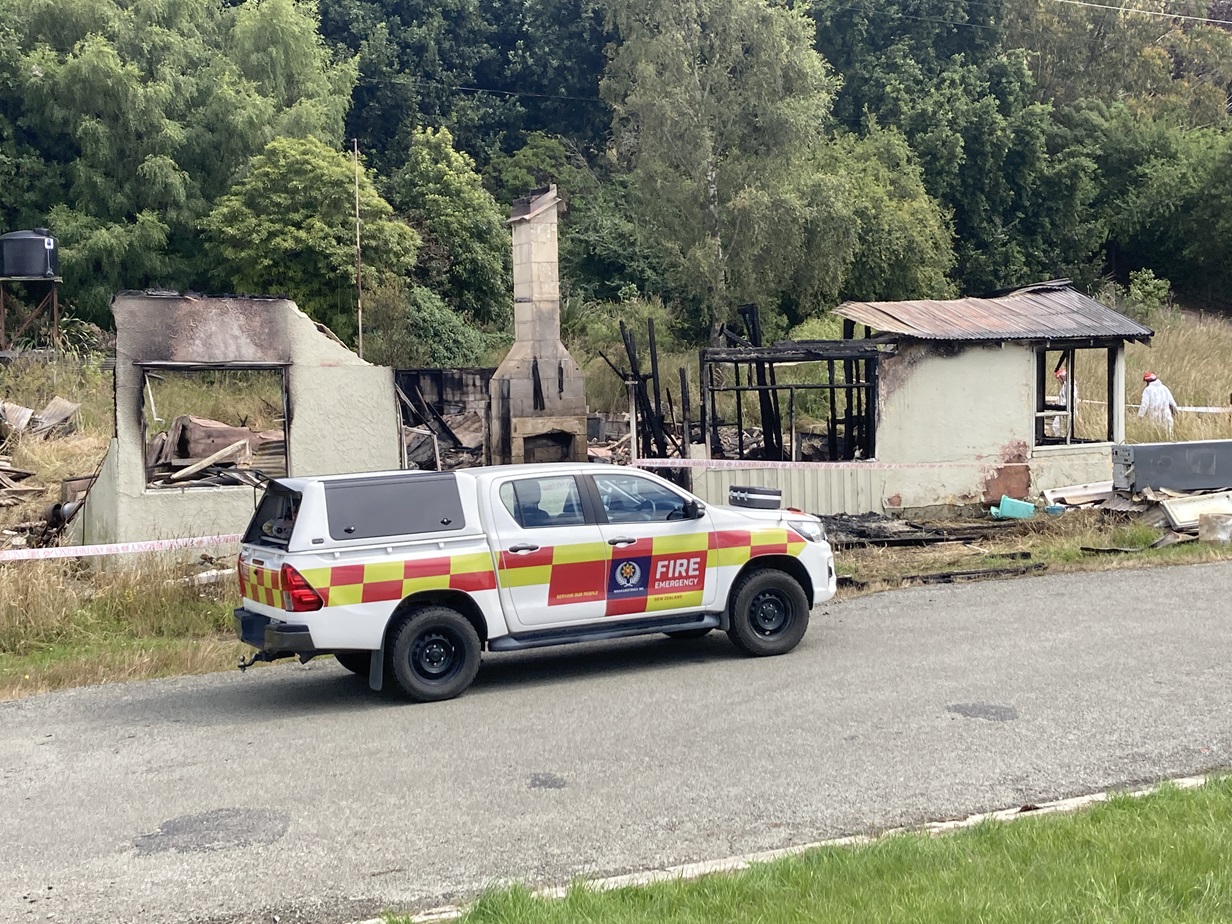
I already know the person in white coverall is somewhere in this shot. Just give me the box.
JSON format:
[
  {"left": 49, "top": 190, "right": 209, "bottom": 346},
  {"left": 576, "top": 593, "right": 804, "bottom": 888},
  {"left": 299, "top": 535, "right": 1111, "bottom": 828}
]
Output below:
[
  {"left": 1138, "top": 371, "right": 1179, "bottom": 435},
  {"left": 1049, "top": 366, "right": 1076, "bottom": 437}
]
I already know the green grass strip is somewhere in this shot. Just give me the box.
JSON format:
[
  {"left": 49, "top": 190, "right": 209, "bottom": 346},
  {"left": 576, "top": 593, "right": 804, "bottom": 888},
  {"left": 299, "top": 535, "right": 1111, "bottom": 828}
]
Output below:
[{"left": 403, "top": 777, "right": 1232, "bottom": 924}]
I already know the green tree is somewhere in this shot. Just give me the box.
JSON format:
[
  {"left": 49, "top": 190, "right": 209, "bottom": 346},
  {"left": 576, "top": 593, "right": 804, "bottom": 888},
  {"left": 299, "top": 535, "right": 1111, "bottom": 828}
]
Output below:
[
  {"left": 822, "top": 127, "right": 956, "bottom": 303},
  {"left": 1005, "top": 0, "right": 1232, "bottom": 127},
  {"left": 601, "top": 0, "right": 842, "bottom": 339},
  {"left": 201, "top": 136, "right": 419, "bottom": 339},
  {"left": 383, "top": 127, "right": 511, "bottom": 325},
  {"left": 809, "top": 0, "right": 1011, "bottom": 129},
  {"left": 0, "top": 0, "right": 356, "bottom": 322},
  {"left": 363, "top": 280, "right": 486, "bottom": 367}
]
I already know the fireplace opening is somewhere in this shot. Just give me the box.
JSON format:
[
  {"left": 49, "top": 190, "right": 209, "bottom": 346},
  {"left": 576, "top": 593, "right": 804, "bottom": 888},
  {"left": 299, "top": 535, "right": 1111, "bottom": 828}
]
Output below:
[{"left": 523, "top": 430, "right": 575, "bottom": 464}]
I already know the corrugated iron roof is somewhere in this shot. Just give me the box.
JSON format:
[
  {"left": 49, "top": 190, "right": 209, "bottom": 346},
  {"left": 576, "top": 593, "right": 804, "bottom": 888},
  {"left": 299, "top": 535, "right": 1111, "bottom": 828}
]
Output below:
[{"left": 834, "top": 281, "right": 1153, "bottom": 342}]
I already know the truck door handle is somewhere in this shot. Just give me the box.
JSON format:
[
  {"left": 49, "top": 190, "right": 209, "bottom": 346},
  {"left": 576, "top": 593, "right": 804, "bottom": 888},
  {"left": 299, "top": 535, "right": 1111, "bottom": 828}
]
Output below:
[
  {"left": 608, "top": 537, "right": 636, "bottom": 547},
  {"left": 508, "top": 544, "right": 540, "bottom": 553}
]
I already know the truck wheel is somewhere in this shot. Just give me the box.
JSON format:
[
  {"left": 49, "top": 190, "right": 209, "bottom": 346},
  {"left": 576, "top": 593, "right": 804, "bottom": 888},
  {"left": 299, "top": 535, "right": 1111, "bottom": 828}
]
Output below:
[
  {"left": 726, "top": 569, "right": 809, "bottom": 657},
  {"left": 664, "top": 628, "right": 713, "bottom": 640},
  {"left": 389, "top": 606, "right": 481, "bottom": 702},
  {"left": 333, "top": 652, "right": 371, "bottom": 676}
]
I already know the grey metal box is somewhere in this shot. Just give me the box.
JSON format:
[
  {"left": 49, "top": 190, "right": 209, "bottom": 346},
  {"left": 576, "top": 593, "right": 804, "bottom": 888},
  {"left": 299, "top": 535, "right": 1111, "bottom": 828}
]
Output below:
[{"left": 1113, "top": 440, "right": 1232, "bottom": 493}]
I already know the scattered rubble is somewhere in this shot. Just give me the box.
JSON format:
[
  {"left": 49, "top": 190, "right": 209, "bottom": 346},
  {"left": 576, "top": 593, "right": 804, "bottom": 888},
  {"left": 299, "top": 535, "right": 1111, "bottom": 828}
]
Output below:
[
  {"left": 145, "top": 415, "right": 285, "bottom": 487},
  {"left": 403, "top": 411, "right": 484, "bottom": 471},
  {"left": 0, "top": 395, "right": 80, "bottom": 439},
  {"left": 818, "top": 512, "right": 1025, "bottom": 548},
  {"left": 0, "top": 456, "right": 39, "bottom": 507},
  {"left": 1047, "top": 444, "right": 1232, "bottom": 541}
]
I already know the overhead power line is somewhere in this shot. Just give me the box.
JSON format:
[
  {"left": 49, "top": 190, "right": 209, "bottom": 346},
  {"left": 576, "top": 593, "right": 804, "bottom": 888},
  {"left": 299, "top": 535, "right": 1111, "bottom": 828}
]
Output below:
[{"left": 1045, "top": 0, "right": 1232, "bottom": 26}]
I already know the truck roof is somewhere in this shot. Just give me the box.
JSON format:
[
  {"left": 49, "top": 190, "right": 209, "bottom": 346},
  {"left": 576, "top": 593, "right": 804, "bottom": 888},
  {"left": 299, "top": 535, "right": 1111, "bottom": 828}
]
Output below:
[{"left": 269, "top": 463, "right": 622, "bottom": 493}]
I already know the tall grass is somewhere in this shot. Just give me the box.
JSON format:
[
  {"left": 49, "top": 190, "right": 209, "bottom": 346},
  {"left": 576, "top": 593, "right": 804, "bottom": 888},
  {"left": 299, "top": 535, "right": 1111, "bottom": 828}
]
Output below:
[
  {"left": 1125, "top": 313, "right": 1232, "bottom": 443},
  {"left": 144, "top": 367, "right": 285, "bottom": 434},
  {"left": 0, "top": 558, "right": 242, "bottom": 698},
  {"left": 0, "top": 351, "right": 113, "bottom": 433},
  {"left": 0, "top": 559, "right": 236, "bottom": 655}
]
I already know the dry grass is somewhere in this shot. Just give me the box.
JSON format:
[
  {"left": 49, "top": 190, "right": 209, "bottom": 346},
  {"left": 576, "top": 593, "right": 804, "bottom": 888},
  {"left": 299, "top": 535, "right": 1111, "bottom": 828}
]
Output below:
[
  {"left": 0, "top": 557, "right": 240, "bottom": 699},
  {"left": 1124, "top": 313, "right": 1232, "bottom": 443},
  {"left": 0, "top": 637, "right": 247, "bottom": 700},
  {"left": 144, "top": 367, "right": 285, "bottom": 435}
]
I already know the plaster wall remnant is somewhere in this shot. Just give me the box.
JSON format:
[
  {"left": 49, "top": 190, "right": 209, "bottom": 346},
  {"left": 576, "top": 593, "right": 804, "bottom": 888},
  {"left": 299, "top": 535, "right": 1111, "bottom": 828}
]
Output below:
[
  {"left": 72, "top": 291, "right": 401, "bottom": 554},
  {"left": 877, "top": 342, "right": 1034, "bottom": 465},
  {"left": 488, "top": 185, "right": 588, "bottom": 464}
]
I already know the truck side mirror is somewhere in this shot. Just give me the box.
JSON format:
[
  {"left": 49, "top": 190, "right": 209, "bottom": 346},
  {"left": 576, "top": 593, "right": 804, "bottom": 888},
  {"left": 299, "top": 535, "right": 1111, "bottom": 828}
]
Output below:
[{"left": 682, "top": 500, "right": 704, "bottom": 520}]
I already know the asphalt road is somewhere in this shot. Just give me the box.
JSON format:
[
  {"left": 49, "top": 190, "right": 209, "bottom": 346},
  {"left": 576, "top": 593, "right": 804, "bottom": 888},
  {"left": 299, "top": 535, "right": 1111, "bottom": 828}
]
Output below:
[{"left": 3, "top": 561, "right": 1231, "bottom": 923}]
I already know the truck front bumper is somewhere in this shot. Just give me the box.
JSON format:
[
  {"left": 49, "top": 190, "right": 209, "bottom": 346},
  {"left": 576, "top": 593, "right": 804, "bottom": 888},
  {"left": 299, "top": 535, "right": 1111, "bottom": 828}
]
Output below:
[{"left": 234, "top": 607, "right": 316, "bottom": 653}]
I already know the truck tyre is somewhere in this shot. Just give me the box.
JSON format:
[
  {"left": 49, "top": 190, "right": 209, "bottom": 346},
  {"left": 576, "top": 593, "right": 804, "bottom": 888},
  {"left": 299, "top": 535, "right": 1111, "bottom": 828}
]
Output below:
[
  {"left": 726, "top": 569, "right": 810, "bottom": 657},
  {"left": 664, "top": 628, "right": 713, "bottom": 640},
  {"left": 389, "top": 606, "right": 482, "bottom": 702},
  {"left": 333, "top": 652, "right": 371, "bottom": 676}
]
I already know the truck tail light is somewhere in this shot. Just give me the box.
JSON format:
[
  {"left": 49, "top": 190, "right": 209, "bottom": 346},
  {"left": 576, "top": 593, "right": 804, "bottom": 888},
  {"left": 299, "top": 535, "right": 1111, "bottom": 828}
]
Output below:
[{"left": 281, "top": 564, "right": 323, "bottom": 612}]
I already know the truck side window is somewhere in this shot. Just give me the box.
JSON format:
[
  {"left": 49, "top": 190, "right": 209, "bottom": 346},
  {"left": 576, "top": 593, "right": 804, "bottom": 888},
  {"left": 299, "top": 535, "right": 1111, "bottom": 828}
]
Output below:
[
  {"left": 325, "top": 473, "right": 464, "bottom": 540},
  {"left": 499, "top": 477, "right": 586, "bottom": 529},
  {"left": 593, "top": 474, "right": 685, "bottom": 523}
]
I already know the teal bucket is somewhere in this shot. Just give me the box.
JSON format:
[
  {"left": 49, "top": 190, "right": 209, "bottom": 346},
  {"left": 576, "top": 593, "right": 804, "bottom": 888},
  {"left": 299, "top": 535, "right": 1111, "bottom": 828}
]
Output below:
[{"left": 991, "top": 495, "right": 1035, "bottom": 519}]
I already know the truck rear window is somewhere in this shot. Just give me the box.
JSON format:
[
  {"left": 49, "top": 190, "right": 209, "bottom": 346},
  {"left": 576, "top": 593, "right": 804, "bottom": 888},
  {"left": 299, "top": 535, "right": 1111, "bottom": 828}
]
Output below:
[
  {"left": 324, "top": 473, "right": 465, "bottom": 541},
  {"left": 244, "top": 484, "right": 301, "bottom": 549}
]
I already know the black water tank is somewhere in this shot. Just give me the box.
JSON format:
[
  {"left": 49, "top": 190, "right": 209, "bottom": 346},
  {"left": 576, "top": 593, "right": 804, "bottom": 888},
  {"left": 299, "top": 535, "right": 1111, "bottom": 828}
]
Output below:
[{"left": 1, "top": 229, "right": 59, "bottom": 278}]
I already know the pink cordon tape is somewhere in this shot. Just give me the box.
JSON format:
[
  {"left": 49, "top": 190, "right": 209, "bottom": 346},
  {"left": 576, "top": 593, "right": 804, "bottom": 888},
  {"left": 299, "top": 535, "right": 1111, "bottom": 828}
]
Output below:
[{"left": 0, "top": 533, "right": 243, "bottom": 562}]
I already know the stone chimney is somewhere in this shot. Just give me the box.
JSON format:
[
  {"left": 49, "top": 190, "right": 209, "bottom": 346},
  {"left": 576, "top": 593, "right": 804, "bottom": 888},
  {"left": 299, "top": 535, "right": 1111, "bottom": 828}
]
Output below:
[{"left": 488, "top": 185, "right": 587, "bottom": 464}]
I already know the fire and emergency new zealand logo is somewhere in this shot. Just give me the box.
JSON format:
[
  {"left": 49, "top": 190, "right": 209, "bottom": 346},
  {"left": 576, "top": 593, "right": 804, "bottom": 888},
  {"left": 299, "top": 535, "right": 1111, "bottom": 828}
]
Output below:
[
  {"left": 609, "top": 557, "right": 650, "bottom": 597},
  {"left": 615, "top": 560, "right": 641, "bottom": 588}
]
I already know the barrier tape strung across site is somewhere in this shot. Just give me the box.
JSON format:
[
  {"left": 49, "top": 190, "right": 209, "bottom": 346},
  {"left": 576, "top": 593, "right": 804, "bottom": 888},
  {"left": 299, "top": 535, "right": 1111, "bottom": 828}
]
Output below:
[
  {"left": 0, "top": 533, "right": 243, "bottom": 563},
  {"left": 633, "top": 457, "right": 990, "bottom": 470}
]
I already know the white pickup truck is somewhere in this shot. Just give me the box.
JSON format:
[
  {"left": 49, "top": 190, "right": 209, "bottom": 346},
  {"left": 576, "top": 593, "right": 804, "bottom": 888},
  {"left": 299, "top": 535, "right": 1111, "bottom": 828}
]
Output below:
[{"left": 235, "top": 463, "right": 836, "bottom": 702}]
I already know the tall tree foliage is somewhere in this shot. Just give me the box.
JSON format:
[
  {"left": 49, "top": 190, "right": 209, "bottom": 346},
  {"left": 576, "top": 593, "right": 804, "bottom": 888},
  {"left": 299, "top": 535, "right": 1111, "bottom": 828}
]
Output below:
[
  {"left": 809, "top": 0, "right": 1010, "bottom": 128},
  {"left": 383, "top": 126, "right": 511, "bottom": 325},
  {"left": 201, "top": 136, "right": 419, "bottom": 338},
  {"left": 601, "top": 0, "right": 844, "bottom": 339},
  {"left": 0, "top": 0, "right": 355, "bottom": 320},
  {"left": 1005, "top": 0, "right": 1232, "bottom": 126}
]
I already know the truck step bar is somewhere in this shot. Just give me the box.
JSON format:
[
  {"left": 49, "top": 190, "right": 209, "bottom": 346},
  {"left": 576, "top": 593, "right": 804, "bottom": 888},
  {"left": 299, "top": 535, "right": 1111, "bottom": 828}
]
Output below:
[{"left": 488, "top": 613, "right": 722, "bottom": 652}]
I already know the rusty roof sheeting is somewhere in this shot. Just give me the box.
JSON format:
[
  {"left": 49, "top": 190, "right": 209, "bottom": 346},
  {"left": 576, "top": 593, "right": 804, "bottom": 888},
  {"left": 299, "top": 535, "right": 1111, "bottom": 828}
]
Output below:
[{"left": 834, "top": 283, "right": 1153, "bottom": 342}]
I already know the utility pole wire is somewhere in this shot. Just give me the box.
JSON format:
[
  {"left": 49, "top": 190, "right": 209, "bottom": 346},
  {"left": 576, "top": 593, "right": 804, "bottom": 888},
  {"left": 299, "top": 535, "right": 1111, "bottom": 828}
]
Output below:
[
  {"left": 354, "top": 139, "right": 364, "bottom": 361},
  {"left": 1046, "top": 0, "right": 1232, "bottom": 26}
]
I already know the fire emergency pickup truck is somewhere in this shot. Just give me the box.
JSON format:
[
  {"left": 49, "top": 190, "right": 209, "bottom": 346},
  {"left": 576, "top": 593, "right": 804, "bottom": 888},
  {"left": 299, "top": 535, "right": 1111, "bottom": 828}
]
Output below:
[{"left": 235, "top": 464, "right": 836, "bottom": 702}]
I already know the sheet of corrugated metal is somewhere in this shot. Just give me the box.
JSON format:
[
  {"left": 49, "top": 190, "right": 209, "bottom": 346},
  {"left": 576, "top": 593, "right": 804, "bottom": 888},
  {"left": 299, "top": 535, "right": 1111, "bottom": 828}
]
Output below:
[
  {"left": 693, "top": 466, "right": 888, "bottom": 516},
  {"left": 835, "top": 285, "right": 1153, "bottom": 342}
]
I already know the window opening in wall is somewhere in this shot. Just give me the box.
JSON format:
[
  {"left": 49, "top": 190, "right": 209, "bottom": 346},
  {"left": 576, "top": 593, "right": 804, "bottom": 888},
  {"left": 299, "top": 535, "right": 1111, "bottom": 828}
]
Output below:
[
  {"left": 139, "top": 364, "right": 289, "bottom": 488},
  {"left": 1034, "top": 347, "right": 1114, "bottom": 445}
]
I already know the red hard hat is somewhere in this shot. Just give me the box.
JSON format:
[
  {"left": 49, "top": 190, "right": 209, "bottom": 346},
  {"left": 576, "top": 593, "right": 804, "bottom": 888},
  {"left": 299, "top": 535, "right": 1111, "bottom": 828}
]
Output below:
[{"left": 1144, "top": 371, "right": 1157, "bottom": 382}]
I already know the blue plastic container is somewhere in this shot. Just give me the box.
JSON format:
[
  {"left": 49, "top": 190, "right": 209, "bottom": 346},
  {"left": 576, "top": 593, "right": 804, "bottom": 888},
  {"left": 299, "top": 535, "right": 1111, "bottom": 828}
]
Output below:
[{"left": 991, "top": 495, "right": 1035, "bottom": 519}]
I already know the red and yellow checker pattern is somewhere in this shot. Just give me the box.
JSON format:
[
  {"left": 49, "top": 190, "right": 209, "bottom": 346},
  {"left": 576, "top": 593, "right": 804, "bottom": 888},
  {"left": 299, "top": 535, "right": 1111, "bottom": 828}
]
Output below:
[
  {"left": 498, "top": 542, "right": 609, "bottom": 606},
  {"left": 240, "top": 527, "right": 807, "bottom": 614},
  {"left": 238, "top": 560, "right": 281, "bottom": 607},
  {"left": 297, "top": 551, "right": 498, "bottom": 608}
]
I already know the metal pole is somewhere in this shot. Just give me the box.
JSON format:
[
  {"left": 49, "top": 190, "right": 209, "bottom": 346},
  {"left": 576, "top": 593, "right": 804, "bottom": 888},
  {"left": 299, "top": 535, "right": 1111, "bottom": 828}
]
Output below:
[
  {"left": 353, "top": 139, "right": 364, "bottom": 360},
  {"left": 790, "top": 386, "right": 797, "bottom": 462},
  {"left": 627, "top": 380, "right": 638, "bottom": 465}
]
